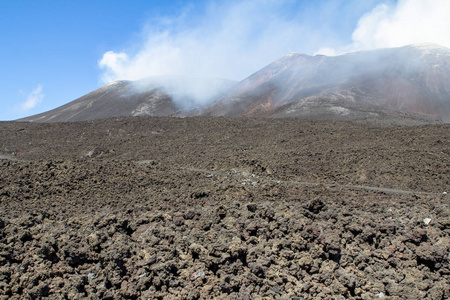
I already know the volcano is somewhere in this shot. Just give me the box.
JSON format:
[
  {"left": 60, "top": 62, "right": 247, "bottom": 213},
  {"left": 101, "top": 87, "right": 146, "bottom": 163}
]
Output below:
[
  {"left": 201, "top": 44, "right": 450, "bottom": 123},
  {"left": 20, "top": 44, "right": 450, "bottom": 123},
  {"left": 20, "top": 77, "right": 236, "bottom": 123}
]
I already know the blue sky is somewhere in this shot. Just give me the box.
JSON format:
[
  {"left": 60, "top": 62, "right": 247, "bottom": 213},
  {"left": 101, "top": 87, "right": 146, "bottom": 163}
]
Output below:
[{"left": 1, "top": 0, "right": 449, "bottom": 121}]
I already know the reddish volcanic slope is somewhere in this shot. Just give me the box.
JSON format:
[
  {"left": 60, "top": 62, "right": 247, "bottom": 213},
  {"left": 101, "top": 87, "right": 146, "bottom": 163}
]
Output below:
[
  {"left": 19, "top": 44, "right": 450, "bottom": 123},
  {"left": 20, "top": 81, "right": 179, "bottom": 123},
  {"left": 201, "top": 44, "right": 450, "bottom": 122},
  {"left": 20, "top": 77, "right": 236, "bottom": 123}
]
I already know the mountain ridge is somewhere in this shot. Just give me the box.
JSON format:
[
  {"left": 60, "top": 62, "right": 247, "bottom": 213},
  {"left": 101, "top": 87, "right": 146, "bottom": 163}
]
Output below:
[
  {"left": 20, "top": 77, "right": 236, "bottom": 123},
  {"left": 20, "top": 44, "right": 450, "bottom": 123},
  {"left": 201, "top": 44, "right": 450, "bottom": 122}
]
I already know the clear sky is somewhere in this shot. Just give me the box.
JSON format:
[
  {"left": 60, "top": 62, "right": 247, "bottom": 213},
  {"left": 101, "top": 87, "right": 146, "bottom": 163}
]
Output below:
[{"left": 1, "top": 0, "right": 449, "bottom": 121}]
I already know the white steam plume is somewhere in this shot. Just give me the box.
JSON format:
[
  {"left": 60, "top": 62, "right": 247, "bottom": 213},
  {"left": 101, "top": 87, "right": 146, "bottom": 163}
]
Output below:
[
  {"left": 21, "top": 85, "right": 44, "bottom": 111},
  {"left": 98, "top": 0, "right": 361, "bottom": 84},
  {"left": 99, "top": 0, "right": 450, "bottom": 82},
  {"left": 99, "top": 0, "right": 352, "bottom": 108},
  {"left": 97, "top": 0, "right": 450, "bottom": 108},
  {"left": 350, "top": 0, "right": 450, "bottom": 51}
]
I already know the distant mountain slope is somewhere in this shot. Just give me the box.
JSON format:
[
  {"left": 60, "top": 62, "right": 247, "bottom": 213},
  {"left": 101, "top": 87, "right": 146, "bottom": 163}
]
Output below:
[
  {"left": 20, "top": 44, "right": 450, "bottom": 123},
  {"left": 201, "top": 44, "right": 450, "bottom": 122},
  {"left": 20, "top": 81, "right": 178, "bottom": 122},
  {"left": 20, "top": 77, "right": 236, "bottom": 123}
]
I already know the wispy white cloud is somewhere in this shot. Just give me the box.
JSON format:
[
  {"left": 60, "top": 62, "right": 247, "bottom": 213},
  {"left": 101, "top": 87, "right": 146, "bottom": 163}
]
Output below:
[
  {"left": 98, "top": 0, "right": 373, "bottom": 83},
  {"left": 349, "top": 0, "right": 450, "bottom": 51},
  {"left": 21, "top": 84, "right": 44, "bottom": 111},
  {"left": 98, "top": 0, "right": 450, "bottom": 86}
]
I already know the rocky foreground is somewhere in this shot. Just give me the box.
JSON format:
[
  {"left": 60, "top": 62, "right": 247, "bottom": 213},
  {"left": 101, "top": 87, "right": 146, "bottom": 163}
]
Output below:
[{"left": 0, "top": 117, "right": 449, "bottom": 299}]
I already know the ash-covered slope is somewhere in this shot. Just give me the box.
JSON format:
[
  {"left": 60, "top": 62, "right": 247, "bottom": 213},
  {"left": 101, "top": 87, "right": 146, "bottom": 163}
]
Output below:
[
  {"left": 201, "top": 44, "right": 450, "bottom": 122},
  {"left": 20, "top": 81, "right": 178, "bottom": 123},
  {"left": 20, "top": 77, "right": 236, "bottom": 123},
  {"left": 20, "top": 44, "right": 450, "bottom": 123}
]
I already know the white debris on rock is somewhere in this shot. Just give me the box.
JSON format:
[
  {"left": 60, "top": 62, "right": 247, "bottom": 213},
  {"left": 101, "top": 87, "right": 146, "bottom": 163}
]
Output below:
[
  {"left": 423, "top": 218, "right": 432, "bottom": 225},
  {"left": 191, "top": 270, "right": 205, "bottom": 280}
]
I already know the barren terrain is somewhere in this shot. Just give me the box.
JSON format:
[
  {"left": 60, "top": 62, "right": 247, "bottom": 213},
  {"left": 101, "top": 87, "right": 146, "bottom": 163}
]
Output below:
[{"left": 0, "top": 117, "right": 449, "bottom": 299}]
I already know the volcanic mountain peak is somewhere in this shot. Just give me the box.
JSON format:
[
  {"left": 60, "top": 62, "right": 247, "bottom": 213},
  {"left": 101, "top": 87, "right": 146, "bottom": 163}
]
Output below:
[
  {"left": 20, "top": 44, "right": 450, "bottom": 124},
  {"left": 201, "top": 44, "right": 450, "bottom": 123},
  {"left": 20, "top": 76, "right": 237, "bottom": 123},
  {"left": 408, "top": 42, "right": 450, "bottom": 53},
  {"left": 20, "top": 80, "right": 177, "bottom": 123}
]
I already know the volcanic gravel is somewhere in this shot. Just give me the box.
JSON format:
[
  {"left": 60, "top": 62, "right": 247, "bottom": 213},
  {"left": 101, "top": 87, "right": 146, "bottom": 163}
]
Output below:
[{"left": 0, "top": 117, "right": 449, "bottom": 299}]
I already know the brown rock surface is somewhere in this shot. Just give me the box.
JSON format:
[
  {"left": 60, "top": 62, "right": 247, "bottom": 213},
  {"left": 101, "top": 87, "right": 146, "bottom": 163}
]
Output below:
[{"left": 0, "top": 116, "right": 449, "bottom": 299}]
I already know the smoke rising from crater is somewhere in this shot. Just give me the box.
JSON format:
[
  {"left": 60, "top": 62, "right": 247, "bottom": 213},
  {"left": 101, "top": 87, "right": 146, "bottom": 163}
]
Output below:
[
  {"left": 349, "top": 0, "right": 450, "bottom": 52},
  {"left": 98, "top": 0, "right": 450, "bottom": 108},
  {"left": 98, "top": 1, "right": 371, "bottom": 83}
]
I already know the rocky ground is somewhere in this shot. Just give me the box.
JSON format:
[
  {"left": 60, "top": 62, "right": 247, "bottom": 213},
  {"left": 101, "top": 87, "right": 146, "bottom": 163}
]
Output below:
[{"left": 0, "top": 117, "right": 449, "bottom": 299}]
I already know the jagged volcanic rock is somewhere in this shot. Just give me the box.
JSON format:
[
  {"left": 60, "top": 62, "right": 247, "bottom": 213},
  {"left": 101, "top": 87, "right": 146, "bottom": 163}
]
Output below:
[{"left": 0, "top": 117, "right": 449, "bottom": 298}]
